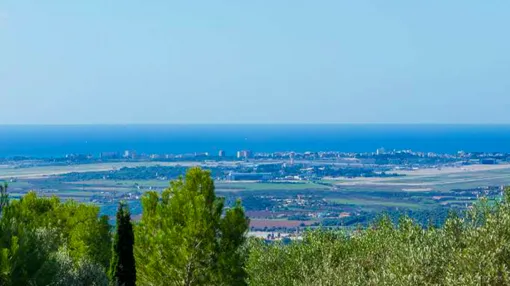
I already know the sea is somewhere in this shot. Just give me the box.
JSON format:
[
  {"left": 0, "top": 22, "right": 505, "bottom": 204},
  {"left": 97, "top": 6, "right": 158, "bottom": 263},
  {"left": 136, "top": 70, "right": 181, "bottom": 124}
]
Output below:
[{"left": 1, "top": 124, "right": 510, "bottom": 157}]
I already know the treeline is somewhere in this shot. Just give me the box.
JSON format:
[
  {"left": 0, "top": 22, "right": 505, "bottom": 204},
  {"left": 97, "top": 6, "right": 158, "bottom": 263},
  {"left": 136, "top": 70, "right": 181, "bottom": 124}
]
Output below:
[
  {"left": 319, "top": 207, "right": 453, "bottom": 228},
  {"left": 248, "top": 196, "right": 510, "bottom": 285},
  {"left": 0, "top": 183, "right": 111, "bottom": 285},
  {"left": 57, "top": 165, "right": 190, "bottom": 181},
  {"left": 57, "top": 164, "right": 399, "bottom": 183},
  {"left": 57, "top": 165, "right": 227, "bottom": 181},
  {"left": 3, "top": 168, "right": 510, "bottom": 285},
  {"left": 0, "top": 168, "right": 249, "bottom": 285}
]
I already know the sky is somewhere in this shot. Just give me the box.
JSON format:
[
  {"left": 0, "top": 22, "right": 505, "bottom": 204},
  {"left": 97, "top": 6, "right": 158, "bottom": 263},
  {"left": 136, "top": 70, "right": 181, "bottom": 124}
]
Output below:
[{"left": 1, "top": 1, "right": 509, "bottom": 124}]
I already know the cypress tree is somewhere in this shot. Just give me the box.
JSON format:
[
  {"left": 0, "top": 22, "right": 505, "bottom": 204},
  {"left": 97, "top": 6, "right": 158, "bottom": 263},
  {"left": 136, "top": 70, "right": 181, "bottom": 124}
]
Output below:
[
  {"left": 0, "top": 182, "right": 8, "bottom": 214},
  {"left": 109, "top": 201, "right": 136, "bottom": 286}
]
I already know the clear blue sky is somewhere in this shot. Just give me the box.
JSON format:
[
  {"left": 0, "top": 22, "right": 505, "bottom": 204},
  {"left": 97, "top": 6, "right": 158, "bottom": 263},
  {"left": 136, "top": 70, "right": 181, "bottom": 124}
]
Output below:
[{"left": 1, "top": 1, "right": 509, "bottom": 124}]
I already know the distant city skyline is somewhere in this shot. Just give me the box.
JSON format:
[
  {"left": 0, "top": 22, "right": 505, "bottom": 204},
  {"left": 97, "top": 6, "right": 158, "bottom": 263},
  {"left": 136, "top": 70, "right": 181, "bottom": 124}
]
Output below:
[{"left": 1, "top": 1, "right": 510, "bottom": 124}]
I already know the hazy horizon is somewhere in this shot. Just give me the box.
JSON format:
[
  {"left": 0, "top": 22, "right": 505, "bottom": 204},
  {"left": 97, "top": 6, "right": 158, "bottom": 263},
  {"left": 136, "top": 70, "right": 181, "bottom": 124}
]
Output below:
[{"left": 3, "top": 123, "right": 510, "bottom": 127}]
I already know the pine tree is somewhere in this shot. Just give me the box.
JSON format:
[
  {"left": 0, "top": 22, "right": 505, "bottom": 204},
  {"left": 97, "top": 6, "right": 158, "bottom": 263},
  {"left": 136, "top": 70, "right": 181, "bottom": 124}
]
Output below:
[
  {"left": 216, "top": 199, "right": 250, "bottom": 285},
  {"left": 135, "top": 167, "right": 250, "bottom": 285},
  {"left": 109, "top": 202, "right": 136, "bottom": 286}
]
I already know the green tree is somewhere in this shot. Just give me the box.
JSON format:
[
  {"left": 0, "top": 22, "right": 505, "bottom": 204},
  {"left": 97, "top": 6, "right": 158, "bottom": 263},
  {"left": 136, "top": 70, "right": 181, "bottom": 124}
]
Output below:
[
  {"left": 0, "top": 192, "right": 111, "bottom": 285},
  {"left": 216, "top": 200, "right": 250, "bottom": 285},
  {"left": 0, "top": 182, "right": 7, "bottom": 215},
  {"left": 109, "top": 201, "right": 136, "bottom": 286},
  {"left": 135, "top": 167, "right": 249, "bottom": 285},
  {"left": 0, "top": 182, "right": 7, "bottom": 281},
  {"left": 246, "top": 188, "right": 510, "bottom": 286}
]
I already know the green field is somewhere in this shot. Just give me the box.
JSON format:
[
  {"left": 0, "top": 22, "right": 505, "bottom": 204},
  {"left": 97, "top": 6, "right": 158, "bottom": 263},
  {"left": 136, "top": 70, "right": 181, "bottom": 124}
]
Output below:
[
  {"left": 3, "top": 163, "right": 510, "bottom": 218},
  {"left": 329, "top": 167, "right": 510, "bottom": 193},
  {"left": 328, "top": 198, "right": 423, "bottom": 209},
  {"left": 68, "top": 179, "right": 170, "bottom": 188},
  {"left": 216, "top": 182, "right": 330, "bottom": 192},
  {"left": 0, "top": 162, "right": 204, "bottom": 179},
  {"left": 65, "top": 180, "right": 330, "bottom": 193},
  {"left": 4, "top": 181, "right": 34, "bottom": 188}
]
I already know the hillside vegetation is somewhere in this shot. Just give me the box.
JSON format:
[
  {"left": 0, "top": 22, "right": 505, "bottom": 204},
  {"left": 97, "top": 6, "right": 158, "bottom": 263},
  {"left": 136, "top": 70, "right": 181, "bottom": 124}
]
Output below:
[
  {"left": 247, "top": 198, "right": 510, "bottom": 285},
  {"left": 1, "top": 168, "right": 510, "bottom": 285}
]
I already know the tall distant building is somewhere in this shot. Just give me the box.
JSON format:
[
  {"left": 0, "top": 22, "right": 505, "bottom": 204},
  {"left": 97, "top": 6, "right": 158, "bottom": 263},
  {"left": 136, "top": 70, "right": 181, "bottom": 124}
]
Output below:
[
  {"left": 236, "top": 150, "right": 252, "bottom": 159},
  {"left": 376, "top": 148, "right": 385, "bottom": 155},
  {"left": 123, "top": 150, "right": 137, "bottom": 159},
  {"left": 218, "top": 150, "right": 226, "bottom": 157}
]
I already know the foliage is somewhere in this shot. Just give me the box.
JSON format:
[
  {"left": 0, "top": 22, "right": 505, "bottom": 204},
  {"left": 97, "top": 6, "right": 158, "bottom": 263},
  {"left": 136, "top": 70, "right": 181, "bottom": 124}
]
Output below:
[
  {"left": 58, "top": 165, "right": 224, "bottom": 181},
  {"left": 135, "top": 167, "right": 249, "bottom": 285},
  {"left": 109, "top": 201, "right": 136, "bottom": 286},
  {"left": 319, "top": 208, "right": 453, "bottom": 228},
  {"left": 0, "top": 191, "right": 111, "bottom": 285},
  {"left": 52, "top": 247, "right": 108, "bottom": 286},
  {"left": 0, "top": 182, "right": 7, "bottom": 215},
  {"left": 246, "top": 188, "right": 510, "bottom": 286},
  {"left": 5, "top": 171, "right": 510, "bottom": 285}
]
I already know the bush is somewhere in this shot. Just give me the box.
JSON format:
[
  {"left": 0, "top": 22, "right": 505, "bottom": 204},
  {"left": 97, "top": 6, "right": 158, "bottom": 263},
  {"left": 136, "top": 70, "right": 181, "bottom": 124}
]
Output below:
[{"left": 246, "top": 189, "right": 510, "bottom": 285}]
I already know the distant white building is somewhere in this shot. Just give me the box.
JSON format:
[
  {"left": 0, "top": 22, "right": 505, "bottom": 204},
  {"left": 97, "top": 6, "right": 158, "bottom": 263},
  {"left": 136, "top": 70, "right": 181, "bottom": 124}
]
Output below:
[
  {"left": 236, "top": 150, "right": 252, "bottom": 159},
  {"left": 123, "top": 150, "right": 137, "bottom": 159}
]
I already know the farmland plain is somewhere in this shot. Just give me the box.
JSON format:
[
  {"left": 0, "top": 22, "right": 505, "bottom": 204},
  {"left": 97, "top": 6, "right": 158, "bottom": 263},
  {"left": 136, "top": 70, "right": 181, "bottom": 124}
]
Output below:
[{"left": 3, "top": 162, "right": 510, "bottom": 230}]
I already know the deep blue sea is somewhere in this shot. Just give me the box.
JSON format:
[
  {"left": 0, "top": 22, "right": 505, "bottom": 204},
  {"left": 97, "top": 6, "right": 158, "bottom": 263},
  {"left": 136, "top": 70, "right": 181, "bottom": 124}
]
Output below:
[{"left": 1, "top": 124, "right": 510, "bottom": 157}]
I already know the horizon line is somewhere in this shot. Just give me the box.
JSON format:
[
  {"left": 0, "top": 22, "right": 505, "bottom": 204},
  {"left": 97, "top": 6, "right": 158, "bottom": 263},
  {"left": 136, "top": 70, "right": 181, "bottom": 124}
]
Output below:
[{"left": 1, "top": 123, "right": 510, "bottom": 126}]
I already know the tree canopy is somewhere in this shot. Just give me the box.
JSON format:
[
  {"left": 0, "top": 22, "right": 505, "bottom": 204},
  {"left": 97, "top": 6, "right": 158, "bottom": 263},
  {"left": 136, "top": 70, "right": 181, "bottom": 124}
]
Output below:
[
  {"left": 135, "top": 167, "right": 249, "bottom": 285},
  {"left": 0, "top": 189, "right": 111, "bottom": 285},
  {"left": 246, "top": 190, "right": 510, "bottom": 286},
  {"left": 3, "top": 172, "right": 510, "bottom": 285}
]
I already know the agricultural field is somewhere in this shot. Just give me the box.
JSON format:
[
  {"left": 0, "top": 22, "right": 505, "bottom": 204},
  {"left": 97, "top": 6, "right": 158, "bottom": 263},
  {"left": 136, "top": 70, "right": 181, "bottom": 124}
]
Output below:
[
  {"left": 329, "top": 165, "right": 510, "bottom": 192},
  {"left": 0, "top": 161, "right": 221, "bottom": 179},
  {"left": 249, "top": 219, "right": 317, "bottom": 229},
  {"left": 2, "top": 162, "right": 510, "bottom": 231},
  {"left": 215, "top": 181, "right": 330, "bottom": 191},
  {"left": 326, "top": 198, "right": 424, "bottom": 210}
]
